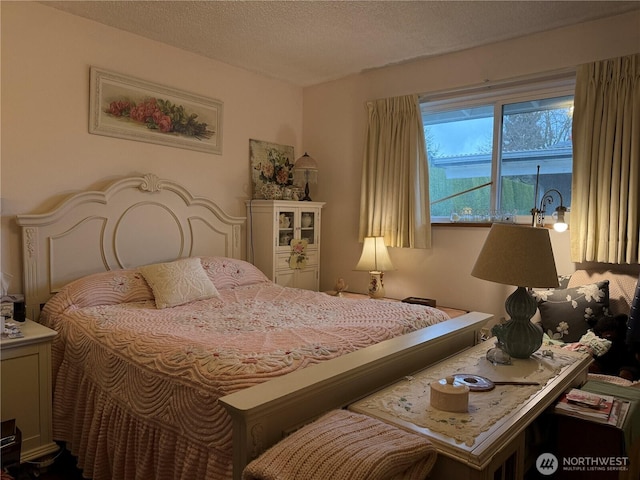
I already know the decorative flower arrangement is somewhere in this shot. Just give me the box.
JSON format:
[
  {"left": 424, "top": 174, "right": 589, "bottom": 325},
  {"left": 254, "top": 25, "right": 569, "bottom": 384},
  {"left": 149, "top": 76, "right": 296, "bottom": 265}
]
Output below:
[
  {"left": 106, "top": 97, "right": 214, "bottom": 140},
  {"left": 259, "top": 147, "right": 294, "bottom": 187},
  {"left": 289, "top": 239, "right": 308, "bottom": 269}
]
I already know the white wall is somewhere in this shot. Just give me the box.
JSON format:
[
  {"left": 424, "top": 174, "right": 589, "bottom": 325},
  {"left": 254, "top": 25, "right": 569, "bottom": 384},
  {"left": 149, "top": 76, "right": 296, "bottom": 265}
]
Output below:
[
  {"left": 1, "top": 2, "right": 303, "bottom": 291},
  {"left": 304, "top": 11, "right": 640, "bottom": 319},
  {"left": 2, "top": 3, "right": 638, "bottom": 322}
]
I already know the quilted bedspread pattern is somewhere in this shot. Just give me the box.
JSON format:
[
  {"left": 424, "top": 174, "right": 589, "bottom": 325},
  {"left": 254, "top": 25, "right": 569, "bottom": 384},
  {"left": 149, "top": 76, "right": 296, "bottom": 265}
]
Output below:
[{"left": 41, "top": 257, "right": 449, "bottom": 480}]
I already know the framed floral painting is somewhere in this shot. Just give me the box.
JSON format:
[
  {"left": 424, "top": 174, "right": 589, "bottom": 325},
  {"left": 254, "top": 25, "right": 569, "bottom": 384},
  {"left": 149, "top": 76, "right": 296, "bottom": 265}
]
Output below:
[
  {"left": 249, "top": 139, "right": 295, "bottom": 199},
  {"left": 89, "top": 67, "right": 223, "bottom": 154}
]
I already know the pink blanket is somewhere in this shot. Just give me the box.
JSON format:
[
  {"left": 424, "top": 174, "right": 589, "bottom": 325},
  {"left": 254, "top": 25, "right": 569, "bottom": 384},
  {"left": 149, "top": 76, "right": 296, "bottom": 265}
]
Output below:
[
  {"left": 41, "top": 257, "right": 449, "bottom": 480},
  {"left": 243, "top": 410, "right": 437, "bottom": 480}
]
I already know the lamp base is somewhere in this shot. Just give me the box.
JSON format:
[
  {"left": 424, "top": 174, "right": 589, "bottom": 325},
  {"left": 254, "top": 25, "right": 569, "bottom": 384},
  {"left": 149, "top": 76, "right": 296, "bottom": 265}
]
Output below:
[
  {"left": 300, "top": 182, "right": 312, "bottom": 201},
  {"left": 492, "top": 286, "right": 543, "bottom": 359},
  {"left": 368, "top": 271, "right": 385, "bottom": 299}
]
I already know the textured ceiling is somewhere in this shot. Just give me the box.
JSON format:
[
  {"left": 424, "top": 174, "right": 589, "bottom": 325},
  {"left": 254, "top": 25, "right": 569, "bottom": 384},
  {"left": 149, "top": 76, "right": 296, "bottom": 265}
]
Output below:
[{"left": 42, "top": 1, "right": 640, "bottom": 86}]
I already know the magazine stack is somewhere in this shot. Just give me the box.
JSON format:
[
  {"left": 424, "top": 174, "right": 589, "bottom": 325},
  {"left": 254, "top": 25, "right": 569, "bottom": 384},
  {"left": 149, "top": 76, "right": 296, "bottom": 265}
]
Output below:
[{"left": 554, "top": 388, "right": 630, "bottom": 427}]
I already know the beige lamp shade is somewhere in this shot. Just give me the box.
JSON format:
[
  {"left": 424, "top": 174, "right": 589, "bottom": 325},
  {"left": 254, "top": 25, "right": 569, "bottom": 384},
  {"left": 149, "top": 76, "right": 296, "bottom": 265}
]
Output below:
[
  {"left": 471, "top": 224, "right": 558, "bottom": 288},
  {"left": 355, "top": 237, "right": 394, "bottom": 273},
  {"left": 293, "top": 152, "right": 318, "bottom": 185}
]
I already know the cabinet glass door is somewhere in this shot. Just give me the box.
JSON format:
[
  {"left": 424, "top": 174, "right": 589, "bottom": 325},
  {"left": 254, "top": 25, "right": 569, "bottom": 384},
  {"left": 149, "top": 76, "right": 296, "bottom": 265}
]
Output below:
[
  {"left": 299, "top": 211, "right": 316, "bottom": 245},
  {"left": 277, "top": 210, "right": 295, "bottom": 247}
]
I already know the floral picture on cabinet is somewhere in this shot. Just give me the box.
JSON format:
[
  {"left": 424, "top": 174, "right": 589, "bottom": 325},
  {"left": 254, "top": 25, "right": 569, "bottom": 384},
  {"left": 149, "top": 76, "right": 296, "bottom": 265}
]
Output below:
[
  {"left": 289, "top": 239, "right": 308, "bottom": 269},
  {"left": 249, "top": 139, "right": 294, "bottom": 199}
]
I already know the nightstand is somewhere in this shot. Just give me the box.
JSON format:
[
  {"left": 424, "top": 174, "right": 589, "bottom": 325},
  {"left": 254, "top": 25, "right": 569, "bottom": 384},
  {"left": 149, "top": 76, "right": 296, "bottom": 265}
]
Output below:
[
  {"left": 326, "top": 291, "right": 469, "bottom": 319},
  {"left": 552, "top": 380, "right": 640, "bottom": 480},
  {"left": 1, "top": 319, "right": 58, "bottom": 463}
]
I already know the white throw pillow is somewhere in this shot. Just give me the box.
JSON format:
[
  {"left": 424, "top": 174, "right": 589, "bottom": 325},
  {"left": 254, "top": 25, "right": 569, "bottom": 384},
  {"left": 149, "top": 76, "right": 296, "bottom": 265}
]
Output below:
[{"left": 138, "top": 257, "right": 219, "bottom": 309}]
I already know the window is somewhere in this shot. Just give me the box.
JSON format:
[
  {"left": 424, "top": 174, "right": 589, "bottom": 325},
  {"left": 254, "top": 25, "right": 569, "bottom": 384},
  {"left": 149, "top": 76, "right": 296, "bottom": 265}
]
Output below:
[{"left": 421, "top": 75, "right": 575, "bottom": 224}]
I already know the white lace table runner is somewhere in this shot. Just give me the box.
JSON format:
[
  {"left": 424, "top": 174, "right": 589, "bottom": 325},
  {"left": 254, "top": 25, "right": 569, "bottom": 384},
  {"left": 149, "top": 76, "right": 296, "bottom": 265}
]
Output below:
[{"left": 353, "top": 345, "right": 583, "bottom": 447}]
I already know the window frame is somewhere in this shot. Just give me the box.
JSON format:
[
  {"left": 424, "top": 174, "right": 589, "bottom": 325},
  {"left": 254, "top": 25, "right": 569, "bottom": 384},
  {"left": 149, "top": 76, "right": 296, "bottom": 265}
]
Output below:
[{"left": 420, "top": 72, "right": 576, "bottom": 225}]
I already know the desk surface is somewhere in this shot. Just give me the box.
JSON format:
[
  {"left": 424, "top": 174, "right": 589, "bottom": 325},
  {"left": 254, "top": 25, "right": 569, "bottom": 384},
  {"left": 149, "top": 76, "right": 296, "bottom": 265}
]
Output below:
[{"left": 350, "top": 340, "right": 592, "bottom": 471}]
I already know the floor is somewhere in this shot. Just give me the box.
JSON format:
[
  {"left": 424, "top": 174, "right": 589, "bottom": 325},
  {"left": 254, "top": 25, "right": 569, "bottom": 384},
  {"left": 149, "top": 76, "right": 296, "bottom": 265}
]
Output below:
[{"left": 2, "top": 447, "right": 85, "bottom": 480}]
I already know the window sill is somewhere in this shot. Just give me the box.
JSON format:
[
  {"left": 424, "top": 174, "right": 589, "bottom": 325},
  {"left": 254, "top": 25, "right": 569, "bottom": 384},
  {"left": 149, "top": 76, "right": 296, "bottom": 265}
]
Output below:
[
  {"left": 432, "top": 222, "right": 567, "bottom": 230},
  {"left": 432, "top": 222, "right": 493, "bottom": 227}
]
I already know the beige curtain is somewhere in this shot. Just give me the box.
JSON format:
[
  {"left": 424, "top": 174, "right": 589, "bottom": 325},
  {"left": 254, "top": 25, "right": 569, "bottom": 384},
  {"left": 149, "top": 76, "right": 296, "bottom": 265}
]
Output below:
[
  {"left": 571, "top": 54, "right": 640, "bottom": 264},
  {"left": 359, "top": 94, "right": 431, "bottom": 248}
]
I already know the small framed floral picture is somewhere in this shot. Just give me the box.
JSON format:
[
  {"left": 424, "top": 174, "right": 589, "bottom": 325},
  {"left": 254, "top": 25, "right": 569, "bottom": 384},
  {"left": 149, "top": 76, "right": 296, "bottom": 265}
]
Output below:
[
  {"left": 289, "top": 239, "right": 309, "bottom": 269},
  {"left": 249, "top": 139, "right": 295, "bottom": 199},
  {"left": 89, "top": 67, "right": 223, "bottom": 154}
]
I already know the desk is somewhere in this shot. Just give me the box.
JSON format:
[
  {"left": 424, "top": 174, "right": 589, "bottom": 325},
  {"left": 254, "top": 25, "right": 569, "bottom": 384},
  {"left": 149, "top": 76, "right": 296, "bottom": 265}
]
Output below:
[{"left": 349, "top": 340, "right": 592, "bottom": 480}]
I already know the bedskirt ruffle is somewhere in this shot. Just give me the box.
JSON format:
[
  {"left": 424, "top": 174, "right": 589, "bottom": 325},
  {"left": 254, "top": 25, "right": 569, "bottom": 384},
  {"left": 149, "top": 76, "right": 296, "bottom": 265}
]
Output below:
[{"left": 53, "top": 358, "right": 233, "bottom": 480}]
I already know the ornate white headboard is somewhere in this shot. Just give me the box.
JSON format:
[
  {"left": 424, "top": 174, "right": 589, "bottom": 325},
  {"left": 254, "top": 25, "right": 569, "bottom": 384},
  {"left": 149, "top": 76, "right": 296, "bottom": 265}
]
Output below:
[{"left": 17, "top": 173, "right": 245, "bottom": 321}]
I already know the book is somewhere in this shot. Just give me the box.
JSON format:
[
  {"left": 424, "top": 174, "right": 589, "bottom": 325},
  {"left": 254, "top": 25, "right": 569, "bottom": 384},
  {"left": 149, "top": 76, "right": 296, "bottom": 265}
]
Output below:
[
  {"left": 554, "top": 389, "right": 630, "bottom": 427},
  {"left": 565, "top": 389, "right": 608, "bottom": 408},
  {"left": 555, "top": 389, "right": 614, "bottom": 420},
  {"left": 401, "top": 297, "right": 436, "bottom": 307},
  {"left": 608, "top": 398, "right": 631, "bottom": 428},
  {"left": 558, "top": 388, "right": 613, "bottom": 419}
]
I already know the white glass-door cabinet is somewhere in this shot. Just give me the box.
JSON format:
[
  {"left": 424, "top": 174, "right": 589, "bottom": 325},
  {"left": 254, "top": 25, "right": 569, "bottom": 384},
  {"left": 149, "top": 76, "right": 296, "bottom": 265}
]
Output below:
[{"left": 246, "top": 200, "right": 325, "bottom": 291}]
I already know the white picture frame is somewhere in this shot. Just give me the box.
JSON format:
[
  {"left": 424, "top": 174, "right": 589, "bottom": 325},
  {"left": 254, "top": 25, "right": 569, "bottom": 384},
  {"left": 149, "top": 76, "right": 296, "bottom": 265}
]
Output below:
[{"left": 89, "top": 67, "right": 223, "bottom": 154}]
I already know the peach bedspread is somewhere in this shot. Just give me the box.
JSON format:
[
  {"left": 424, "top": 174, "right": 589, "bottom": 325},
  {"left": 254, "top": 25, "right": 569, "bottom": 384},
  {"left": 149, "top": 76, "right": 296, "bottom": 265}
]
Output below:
[{"left": 41, "top": 257, "right": 449, "bottom": 480}]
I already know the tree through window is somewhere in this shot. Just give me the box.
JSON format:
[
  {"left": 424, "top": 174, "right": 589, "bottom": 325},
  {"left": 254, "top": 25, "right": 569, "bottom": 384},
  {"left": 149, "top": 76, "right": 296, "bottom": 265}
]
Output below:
[{"left": 421, "top": 77, "right": 575, "bottom": 223}]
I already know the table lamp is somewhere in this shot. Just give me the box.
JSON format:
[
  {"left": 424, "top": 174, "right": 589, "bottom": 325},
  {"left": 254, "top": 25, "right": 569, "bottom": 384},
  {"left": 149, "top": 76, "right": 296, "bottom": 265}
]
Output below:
[
  {"left": 293, "top": 152, "right": 318, "bottom": 201},
  {"left": 471, "top": 224, "right": 559, "bottom": 358},
  {"left": 355, "top": 237, "right": 394, "bottom": 299}
]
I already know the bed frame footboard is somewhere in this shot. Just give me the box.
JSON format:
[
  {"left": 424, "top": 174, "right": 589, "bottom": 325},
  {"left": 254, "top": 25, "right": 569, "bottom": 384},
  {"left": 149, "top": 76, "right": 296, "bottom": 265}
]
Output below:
[{"left": 219, "top": 311, "right": 492, "bottom": 480}]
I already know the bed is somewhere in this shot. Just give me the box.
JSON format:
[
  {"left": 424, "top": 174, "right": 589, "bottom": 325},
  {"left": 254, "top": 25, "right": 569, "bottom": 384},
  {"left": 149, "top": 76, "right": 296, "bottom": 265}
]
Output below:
[{"left": 16, "top": 173, "right": 492, "bottom": 480}]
